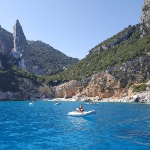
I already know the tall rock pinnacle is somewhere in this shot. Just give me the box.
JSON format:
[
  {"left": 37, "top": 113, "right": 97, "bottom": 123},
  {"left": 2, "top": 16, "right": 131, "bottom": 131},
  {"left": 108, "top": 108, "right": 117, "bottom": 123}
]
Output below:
[
  {"left": 141, "top": 0, "right": 150, "bottom": 27},
  {"left": 12, "top": 19, "right": 27, "bottom": 58},
  {"left": 11, "top": 20, "right": 45, "bottom": 75},
  {"left": 12, "top": 19, "right": 33, "bottom": 71}
]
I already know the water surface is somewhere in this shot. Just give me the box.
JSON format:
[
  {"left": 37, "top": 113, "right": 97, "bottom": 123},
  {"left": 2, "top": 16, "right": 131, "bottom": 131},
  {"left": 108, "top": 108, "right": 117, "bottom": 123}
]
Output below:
[{"left": 0, "top": 101, "right": 150, "bottom": 150}]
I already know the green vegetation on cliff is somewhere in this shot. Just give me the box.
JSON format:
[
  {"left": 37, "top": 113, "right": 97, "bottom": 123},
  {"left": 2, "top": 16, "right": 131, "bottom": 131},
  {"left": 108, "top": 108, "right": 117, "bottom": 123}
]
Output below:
[
  {"left": 44, "top": 24, "right": 150, "bottom": 85},
  {"left": 133, "top": 84, "right": 150, "bottom": 92},
  {"left": 0, "top": 52, "right": 42, "bottom": 92},
  {"left": 28, "top": 40, "right": 79, "bottom": 75},
  {"left": 0, "top": 27, "right": 79, "bottom": 77},
  {"left": 0, "top": 66, "right": 43, "bottom": 92},
  {"left": 0, "top": 27, "right": 13, "bottom": 53}
]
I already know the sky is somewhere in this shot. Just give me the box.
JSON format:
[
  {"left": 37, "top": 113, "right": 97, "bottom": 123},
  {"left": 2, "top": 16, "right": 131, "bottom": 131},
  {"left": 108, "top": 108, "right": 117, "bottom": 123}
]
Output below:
[{"left": 0, "top": 0, "right": 144, "bottom": 59}]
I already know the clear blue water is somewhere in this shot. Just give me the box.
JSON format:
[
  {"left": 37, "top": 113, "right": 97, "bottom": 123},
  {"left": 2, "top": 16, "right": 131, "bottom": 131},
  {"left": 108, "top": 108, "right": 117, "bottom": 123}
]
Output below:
[{"left": 0, "top": 101, "right": 150, "bottom": 150}]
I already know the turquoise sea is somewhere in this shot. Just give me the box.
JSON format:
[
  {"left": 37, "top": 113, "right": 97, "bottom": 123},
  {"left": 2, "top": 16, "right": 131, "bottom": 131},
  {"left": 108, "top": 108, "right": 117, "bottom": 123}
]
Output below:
[{"left": 0, "top": 101, "right": 150, "bottom": 150}]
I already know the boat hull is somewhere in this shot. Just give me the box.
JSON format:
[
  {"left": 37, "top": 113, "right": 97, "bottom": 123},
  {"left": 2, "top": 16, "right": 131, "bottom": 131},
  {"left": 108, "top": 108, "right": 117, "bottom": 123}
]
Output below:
[
  {"left": 54, "top": 102, "right": 61, "bottom": 105},
  {"left": 84, "top": 102, "right": 98, "bottom": 105},
  {"left": 68, "top": 110, "right": 96, "bottom": 117}
]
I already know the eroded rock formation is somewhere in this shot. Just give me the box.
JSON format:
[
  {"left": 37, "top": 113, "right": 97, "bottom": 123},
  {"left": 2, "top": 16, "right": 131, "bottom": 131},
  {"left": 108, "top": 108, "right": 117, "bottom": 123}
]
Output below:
[
  {"left": 41, "top": 53, "right": 150, "bottom": 99},
  {"left": 141, "top": 0, "right": 150, "bottom": 27},
  {"left": 12, "top": 20, "right": 33, "bottom": 72}
]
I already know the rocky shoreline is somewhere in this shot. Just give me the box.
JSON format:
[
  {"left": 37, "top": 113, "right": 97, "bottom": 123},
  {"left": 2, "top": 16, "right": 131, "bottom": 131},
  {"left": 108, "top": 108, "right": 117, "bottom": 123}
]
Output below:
[
  {"left": 99, "top": 91, "right": 150, "bottom": 103},
  {"left": 0, "top": 90, "right": 149, "bottom": 104},
  {"left": 55, "top": 91, "right": 150, "bottom": 104}
]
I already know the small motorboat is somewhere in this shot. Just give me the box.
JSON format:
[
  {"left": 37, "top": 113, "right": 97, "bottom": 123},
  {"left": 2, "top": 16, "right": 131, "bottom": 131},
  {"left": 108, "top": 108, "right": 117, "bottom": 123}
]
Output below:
[
  {"left": 29, "top": 102, "right": 33, "bottom": 105},
  {"left": 54, "top": 101, "right": 61, "bottom": 105},
  {"left": 29, "top": 101, "right": 34, "bottom": 105},
  {"left": 84, "top": 102, "right": 98, "bottom": 105},
  {"left": 68, "top": 110, "right": 96, "bottom": 117}
]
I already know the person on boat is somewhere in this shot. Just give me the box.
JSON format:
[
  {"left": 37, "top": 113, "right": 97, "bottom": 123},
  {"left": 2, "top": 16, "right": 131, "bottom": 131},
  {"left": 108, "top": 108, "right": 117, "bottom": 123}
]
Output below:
[{"left": 77, "top": 104, "right": 84, "bottom": 112}]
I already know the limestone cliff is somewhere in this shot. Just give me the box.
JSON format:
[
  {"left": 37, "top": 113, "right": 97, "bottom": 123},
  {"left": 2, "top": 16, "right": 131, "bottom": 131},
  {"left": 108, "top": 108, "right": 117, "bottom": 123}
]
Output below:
[
  {"left": 43, "top": 53, "right": 150, "bottom": 99},
  {"left": 12, "top": 20, "right": 27, "bottom": 59},
  {"left": 12, "top": 20, "right": 33, "bottom": 72},
  {"left": 54, "top": 80, "right": 82, "bottom": 98},
  {"left": 141, "top": 0, "right": 150, "bottom": 27},
  {"left": 47, "top": 72, "right": 118, "bottom": 99},
  {"left": 140, "top": 0, "right": 150, "bottom": 36}
]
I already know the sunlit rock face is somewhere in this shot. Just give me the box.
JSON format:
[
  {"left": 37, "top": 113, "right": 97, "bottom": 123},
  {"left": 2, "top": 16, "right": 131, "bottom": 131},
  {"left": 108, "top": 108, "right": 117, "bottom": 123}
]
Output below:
[
  {"left": 141, "top": 0, "right": 150, "bottom": 27},
  {"left": 54, "top": 80, "right": 82, "bottom": 98},
  {"left": 47, "top": 53, "right": 150, "bottom": 99},
  {"left": 11, "top": 20, "right": 60, "bottom": 75},
  {"left": 12, "top": 20, "right": 26, "bottom": 69},
  {"left": 12, "top": 20, "right": 33, "bottom": 71},
  {"left": 12, "top": 19, "right": 27, "bottom": 58}
]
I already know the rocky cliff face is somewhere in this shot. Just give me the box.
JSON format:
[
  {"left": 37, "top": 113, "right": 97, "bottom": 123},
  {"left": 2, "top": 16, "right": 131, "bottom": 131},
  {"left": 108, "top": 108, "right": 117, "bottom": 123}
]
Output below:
[
  {"left": 47, "top": 72, "right": 118, "bottom": 99},
  {"left": 0, "top": 27, "right": 14, "bottom": 69},
  {"left": 43, "top": 53, "right": 150, "bottom": 99},
  {"left": 12, "top": 20, "right": 27, "bottom": 58},
  {"left": 90, "top": 26, "right": 136, "bottom": 53},
  {"left": 0, "top": 38, "right": 5, "bottom": 54},
  {"left": 0, "top": 27, "right": 13, "bottom": 54},
  {"left": 141, "top": 0, "right": 150, "bottom": 27},
  {"left": 54, "top": 80, "right": 82, "bottom": 98},
  {"left": 12, "top": 20, "right": 33, "bottom": 72},
  {"left": 108, "top": 53, "right": 150, "bottom": 85},
  {"left": 140, "top": 0, "right": 150, "bottom": 36}
]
